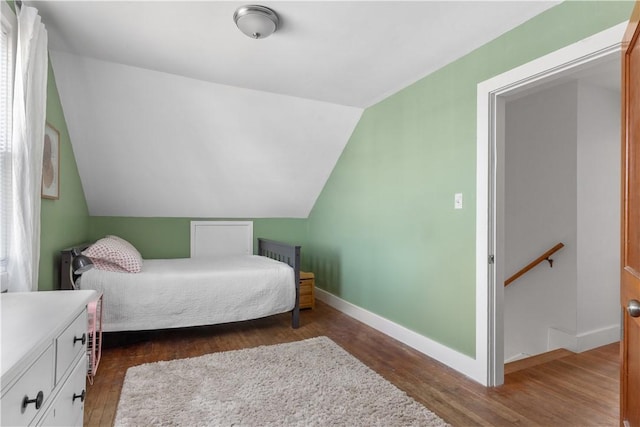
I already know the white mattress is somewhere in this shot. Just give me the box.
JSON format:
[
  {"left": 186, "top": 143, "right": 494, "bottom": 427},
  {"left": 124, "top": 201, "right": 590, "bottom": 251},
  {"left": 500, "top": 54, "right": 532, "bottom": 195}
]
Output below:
[{"left": 78, "top": 255, "right": 295, "bottom": 332}]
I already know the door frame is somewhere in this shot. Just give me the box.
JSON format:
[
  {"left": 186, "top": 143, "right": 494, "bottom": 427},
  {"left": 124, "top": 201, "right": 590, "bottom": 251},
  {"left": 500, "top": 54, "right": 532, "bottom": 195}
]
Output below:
[{"left": 475, "top": 22, "right": 627, "bottom": 386}]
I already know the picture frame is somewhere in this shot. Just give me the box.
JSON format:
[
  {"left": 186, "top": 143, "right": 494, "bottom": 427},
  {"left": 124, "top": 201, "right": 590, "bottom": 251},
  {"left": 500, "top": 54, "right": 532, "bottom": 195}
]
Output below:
[{"left": 42, "top": 122, "right": 60, "bottom": 200}]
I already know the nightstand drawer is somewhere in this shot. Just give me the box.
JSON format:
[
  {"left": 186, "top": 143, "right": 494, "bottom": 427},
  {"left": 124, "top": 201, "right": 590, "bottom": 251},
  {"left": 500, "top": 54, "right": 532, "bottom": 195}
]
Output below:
[
  {"left": 299, "top": 283, "right": 313, "bottom": 296},
  {"left": 55, "top": 311, "right": 87, "bottom": 385},
  {"left": 299, "top": 271, "right": 315, "bottom": 309},
  {"left": 299, "top": 294, "right": 314, "bottom": 308},
  {"left": 1, "top": 344, "right": 55, "bottom": 426}
]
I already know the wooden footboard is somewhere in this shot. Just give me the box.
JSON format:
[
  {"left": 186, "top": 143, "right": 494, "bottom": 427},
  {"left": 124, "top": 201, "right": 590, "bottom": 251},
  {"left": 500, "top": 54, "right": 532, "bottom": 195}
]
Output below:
[{"left": 257, "top": 238, "right": 301, "bottom": 329}]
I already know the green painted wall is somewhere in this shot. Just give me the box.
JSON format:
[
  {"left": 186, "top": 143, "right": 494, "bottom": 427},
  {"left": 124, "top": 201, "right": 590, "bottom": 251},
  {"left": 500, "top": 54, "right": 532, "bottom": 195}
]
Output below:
[
  {"left": 89, "top": 217, "right": 308, "bottom": 260},
  {"left": 39, "top": 62, "right": 91, "bottom": 290},
  {"left": 305, "top": 1, "right": 634, "bottom": 357}
]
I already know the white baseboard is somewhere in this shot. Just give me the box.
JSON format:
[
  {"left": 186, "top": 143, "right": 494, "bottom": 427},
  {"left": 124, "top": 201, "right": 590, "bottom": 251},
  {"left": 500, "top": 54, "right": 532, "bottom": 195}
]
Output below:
[
  {"left": 548, "top": 325, "right": 620, "bottom": 353},
  {"left": 315, "top": 288, "right": 483, "bottom": 383},
  {"left": 548, "top": 327, "right": 578, "bottom": 352},
  {"left": 504, "top": 352, "right": 531, "bottom": 363},
  {"left": 576, "top": 325, "right": 621, "bottom": 352}
]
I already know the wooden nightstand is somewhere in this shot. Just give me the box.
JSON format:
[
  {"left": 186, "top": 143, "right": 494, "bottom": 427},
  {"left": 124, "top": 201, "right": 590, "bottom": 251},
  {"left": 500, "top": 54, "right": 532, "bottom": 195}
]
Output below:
[{"left": 299, "top": 271, "right": 315, "bottom": 309}]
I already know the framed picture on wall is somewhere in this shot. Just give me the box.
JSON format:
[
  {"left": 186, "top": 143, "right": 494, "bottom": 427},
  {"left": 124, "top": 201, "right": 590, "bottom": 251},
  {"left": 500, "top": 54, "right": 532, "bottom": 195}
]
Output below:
[{"left": 42, "top": 122, "right": 60, "bottom": 200}]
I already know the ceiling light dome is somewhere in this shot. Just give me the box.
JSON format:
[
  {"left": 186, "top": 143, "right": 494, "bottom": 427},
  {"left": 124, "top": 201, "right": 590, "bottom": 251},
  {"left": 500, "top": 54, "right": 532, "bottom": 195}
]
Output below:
[{"left": 233, "top": 5, "right": 279, "bottom": 39}]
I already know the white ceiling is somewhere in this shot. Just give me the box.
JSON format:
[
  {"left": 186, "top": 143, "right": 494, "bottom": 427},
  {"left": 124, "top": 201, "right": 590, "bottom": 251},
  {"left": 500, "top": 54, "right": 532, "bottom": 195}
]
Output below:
[
  {"left": 30, "top": 1, "right": 561, "bottom": 218},
  {"left": 34, "top": 1, "right": 560, "bottom": 108}
]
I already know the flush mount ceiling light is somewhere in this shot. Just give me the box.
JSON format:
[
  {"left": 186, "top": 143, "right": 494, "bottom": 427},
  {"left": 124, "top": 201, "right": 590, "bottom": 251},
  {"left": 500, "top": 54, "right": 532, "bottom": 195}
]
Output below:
[{"left": 233, "top": 5, "right": 279, "bottom": 39}]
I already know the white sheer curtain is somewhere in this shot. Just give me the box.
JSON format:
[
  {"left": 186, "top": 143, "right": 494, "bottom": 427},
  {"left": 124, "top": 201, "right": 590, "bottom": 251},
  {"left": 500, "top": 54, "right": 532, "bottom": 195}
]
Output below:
[{"left": 8, "top": 6, "right": 47, "bottom": 292}]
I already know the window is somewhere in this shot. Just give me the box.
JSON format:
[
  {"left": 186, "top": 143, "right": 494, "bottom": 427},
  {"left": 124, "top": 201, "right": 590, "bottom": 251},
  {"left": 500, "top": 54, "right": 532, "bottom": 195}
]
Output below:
[{"left": 0, "top": 2, "right": 16, "bottom": 292}]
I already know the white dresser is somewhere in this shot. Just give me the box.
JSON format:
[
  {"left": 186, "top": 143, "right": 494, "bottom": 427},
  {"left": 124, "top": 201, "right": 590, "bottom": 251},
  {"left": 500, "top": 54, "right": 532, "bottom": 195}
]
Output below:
[{"left": 1, "top": 290, "right": 97, "bottom": 426}]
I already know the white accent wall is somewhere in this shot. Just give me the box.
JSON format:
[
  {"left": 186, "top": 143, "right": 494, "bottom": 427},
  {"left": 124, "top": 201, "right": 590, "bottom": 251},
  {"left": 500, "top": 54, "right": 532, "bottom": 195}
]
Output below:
[{"left": 504, "top": 79, "right": 620, "bottom": 361}]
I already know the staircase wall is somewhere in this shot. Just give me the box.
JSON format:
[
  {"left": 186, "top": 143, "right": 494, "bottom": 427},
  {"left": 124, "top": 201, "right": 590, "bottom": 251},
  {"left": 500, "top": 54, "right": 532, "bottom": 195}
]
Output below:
[
  {"left": 504, "top": 82, "right": 578, "bottom": 361},
  {"left": 575, "top": 82, "right": 620, "bottom": 346}
]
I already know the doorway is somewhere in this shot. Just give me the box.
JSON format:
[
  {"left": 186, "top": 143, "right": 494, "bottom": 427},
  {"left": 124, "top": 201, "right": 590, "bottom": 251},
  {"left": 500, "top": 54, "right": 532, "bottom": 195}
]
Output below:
[
  {"left": 502, "top": 61, "right": 621, "bottom": 363},
  {"left": 475, "top": 22, "right": 627, "bottom": 386}
]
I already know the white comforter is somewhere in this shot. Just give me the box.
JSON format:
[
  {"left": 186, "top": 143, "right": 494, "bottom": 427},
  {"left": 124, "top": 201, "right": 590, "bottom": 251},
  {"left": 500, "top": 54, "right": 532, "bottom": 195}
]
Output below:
[{"left": 78, "top": 255, "right": 295, "bottom": 332}]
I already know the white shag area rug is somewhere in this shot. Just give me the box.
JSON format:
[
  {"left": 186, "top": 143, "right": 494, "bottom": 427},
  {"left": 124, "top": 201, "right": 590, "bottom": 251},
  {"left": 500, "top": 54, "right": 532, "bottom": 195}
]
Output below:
[{"left": 115, "top": 336, "right": 449, "bottom": 426}]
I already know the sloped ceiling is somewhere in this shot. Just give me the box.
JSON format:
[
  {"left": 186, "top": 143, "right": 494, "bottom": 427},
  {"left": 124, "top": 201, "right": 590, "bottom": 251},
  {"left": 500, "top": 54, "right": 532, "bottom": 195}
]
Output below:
[
  {"left": 31, "top": 1, "right": 559, "bottom": 218},
  {"left": 50, "top": 52, "right": 361, "bottom": 217}
]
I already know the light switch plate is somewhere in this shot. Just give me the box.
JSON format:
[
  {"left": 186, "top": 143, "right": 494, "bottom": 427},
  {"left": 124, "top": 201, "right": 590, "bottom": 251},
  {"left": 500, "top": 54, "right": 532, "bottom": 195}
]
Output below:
[{"left": 454, "top": 193, "right": 463, "bottom": 209}]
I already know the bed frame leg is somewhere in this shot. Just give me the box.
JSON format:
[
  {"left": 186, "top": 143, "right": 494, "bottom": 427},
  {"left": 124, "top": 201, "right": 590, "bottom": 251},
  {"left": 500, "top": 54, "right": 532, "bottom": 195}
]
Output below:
[{"left": 291, "top": 306, "right": 300, "bottom": 329}]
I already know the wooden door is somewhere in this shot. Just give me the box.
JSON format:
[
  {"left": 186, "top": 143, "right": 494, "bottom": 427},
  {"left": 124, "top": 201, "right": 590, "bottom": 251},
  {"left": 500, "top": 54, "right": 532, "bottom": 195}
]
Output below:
[{"left": 621, "top": 3, "right": 640, "bottom": 426}]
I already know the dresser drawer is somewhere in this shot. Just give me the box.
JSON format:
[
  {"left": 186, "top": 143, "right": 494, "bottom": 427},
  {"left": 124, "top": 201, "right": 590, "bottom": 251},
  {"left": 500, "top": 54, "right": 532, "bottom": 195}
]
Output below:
[
  {"left": 38, "top": 356, "right": 86, "bottom": 427},
  {"left": 1, "top": 344, "right": 55, "bottom": 426},
  {"left": 56, "top": 310, "right": 87, "bottom": 385}
]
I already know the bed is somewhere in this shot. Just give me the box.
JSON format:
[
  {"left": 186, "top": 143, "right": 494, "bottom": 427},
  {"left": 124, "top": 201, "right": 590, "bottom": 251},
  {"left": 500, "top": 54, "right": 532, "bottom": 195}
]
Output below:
[{"left": 59, "top": 236, "right": 301, "bottom": 331}]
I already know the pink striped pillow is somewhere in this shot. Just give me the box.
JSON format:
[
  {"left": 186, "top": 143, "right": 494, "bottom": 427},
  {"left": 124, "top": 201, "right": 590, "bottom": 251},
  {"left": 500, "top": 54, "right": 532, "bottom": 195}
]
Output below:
[{"left": 83, "top": 237, "right": 142, "bottom": 273}]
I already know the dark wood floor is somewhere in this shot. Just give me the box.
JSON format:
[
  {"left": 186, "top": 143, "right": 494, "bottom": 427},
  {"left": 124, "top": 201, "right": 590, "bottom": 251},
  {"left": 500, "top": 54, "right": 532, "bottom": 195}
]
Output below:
[{"left": 84, "top": 300, "right": 620, "bottom": 426}]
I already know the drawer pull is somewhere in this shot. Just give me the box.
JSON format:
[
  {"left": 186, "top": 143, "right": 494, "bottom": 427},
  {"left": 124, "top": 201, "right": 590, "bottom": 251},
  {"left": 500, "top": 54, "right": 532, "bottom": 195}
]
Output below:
[
  {"left": 73, "top": 390, "right": 86, "bottom": 403},
  {"left": 73, "top": 333, "right": 86, "bottom": 345},
  {"left": 21, "top": 391, "right": 44, "bottom": 413}
]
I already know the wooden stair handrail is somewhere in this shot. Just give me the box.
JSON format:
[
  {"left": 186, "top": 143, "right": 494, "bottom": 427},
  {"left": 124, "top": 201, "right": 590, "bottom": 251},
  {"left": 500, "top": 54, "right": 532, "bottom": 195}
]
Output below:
[{"left": 504, "top": 243, "right": 565, "bottom": 287}]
